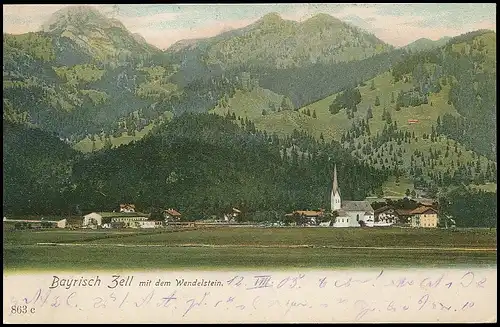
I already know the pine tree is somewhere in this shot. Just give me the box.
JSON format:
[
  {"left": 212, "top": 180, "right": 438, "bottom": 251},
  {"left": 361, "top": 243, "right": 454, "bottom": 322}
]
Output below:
[
  {"left": 374, "top": 95, "right": 381, "bottom": 106},
  {"left": 312, "top": 110, "right": 317, "bottom": 119},
  {"left": 391, "top": 92, "right": 395, "bottom": 103},
  {"left": 367, "top": 105, "right": 373, "bottom": 119},
  {"left": 370, "top": 79, "right": 376, "bottom": 91}
]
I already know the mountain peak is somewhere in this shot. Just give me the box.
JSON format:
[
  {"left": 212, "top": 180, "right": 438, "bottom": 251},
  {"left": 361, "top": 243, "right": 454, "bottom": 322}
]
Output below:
[
  {"left": 303, "top": 13, "right": 343, "bottom": 26},
  {"left": 41, "top": 5, "right": 124, "bottom": 33},
  {"left": 258, "top": 12, "right": 283, "bottom": 24}
]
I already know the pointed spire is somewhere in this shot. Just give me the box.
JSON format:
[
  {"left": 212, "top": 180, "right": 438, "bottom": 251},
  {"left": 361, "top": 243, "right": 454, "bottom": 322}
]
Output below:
[{"left": 332, "top": 164, "right": 339, "bottom": 195}]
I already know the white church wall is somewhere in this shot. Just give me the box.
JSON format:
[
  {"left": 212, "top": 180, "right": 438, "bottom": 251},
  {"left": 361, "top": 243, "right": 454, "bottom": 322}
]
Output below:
[{"left": 333, "top": 216, "right": 350, "bottom": 228}]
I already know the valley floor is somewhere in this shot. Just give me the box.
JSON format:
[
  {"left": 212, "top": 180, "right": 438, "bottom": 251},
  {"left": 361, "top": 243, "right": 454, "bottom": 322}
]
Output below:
[{"left": 3, "top": 227, "right": 496, "bottom": 271}]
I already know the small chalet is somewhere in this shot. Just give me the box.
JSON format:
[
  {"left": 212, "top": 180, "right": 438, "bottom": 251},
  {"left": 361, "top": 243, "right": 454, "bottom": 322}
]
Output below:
[
  {"left": 224, "top": 208, "right": 241, "bottom": 222},
  {"left": 119, "top": 204, "right": 136, "bottom": 213},
  {"left": 374, "top": 206, "right": 399, "bottom": 225},
  {"left": 164, "top": 208, "right": 182, "bottom": 222}
]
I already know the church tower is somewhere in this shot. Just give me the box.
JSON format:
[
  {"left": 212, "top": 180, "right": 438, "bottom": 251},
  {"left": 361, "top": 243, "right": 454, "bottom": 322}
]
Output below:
[{"left": 331, "top": 164, "right": 342, "bottom": 212}]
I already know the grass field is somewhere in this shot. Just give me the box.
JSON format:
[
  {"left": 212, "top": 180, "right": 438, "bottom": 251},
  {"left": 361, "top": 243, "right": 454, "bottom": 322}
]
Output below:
[{"left": 3, "top": 227, "right": 497, "bottom": 271}]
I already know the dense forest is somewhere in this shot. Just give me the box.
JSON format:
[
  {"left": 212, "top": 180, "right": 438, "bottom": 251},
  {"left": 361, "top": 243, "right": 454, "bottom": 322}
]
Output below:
[
  {"left": 3, "top": 114, "right": 389, "bottom": 216},
  {"left": 69, "top": 113, "right": 389, "bottom": 219}
]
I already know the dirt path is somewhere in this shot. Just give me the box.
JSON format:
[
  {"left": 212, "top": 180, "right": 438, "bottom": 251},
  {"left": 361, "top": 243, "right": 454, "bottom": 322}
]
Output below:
[{"left": 34, "top": 243, "right": 497, "bottom": 252}]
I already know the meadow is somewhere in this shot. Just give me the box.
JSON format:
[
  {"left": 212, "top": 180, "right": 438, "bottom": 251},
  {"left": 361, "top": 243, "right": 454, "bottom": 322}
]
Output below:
[{"left": 3, "top": 227, "right": 497, "bottom": 271}]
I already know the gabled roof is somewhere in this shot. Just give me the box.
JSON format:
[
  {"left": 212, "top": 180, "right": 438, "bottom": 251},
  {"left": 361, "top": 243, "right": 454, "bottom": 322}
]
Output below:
[
  {"left": 374, "top": 205, "right": 395, "bottom": 215},
  {"left": 164, "top": 209, "right": 181, "bottom": 216},
  {"left": 120, "top": 204, "right": 135, "bottom": 208},
  {"left": 410, "top": 206, "right": 438, "bottom": 215},
  {"left": 343, "top": 201, "right": 374, "bottom": 213},
  {"left": 395, "top": 208, "right": 414, "bottom": 216},
  {"left": 334, "top": 209, "right": 349, "bottom": 217}
]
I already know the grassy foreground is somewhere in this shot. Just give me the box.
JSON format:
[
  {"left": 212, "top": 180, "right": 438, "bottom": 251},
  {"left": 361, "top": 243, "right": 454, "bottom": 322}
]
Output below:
[{"left": 3, "top": 227, "right": 497, "bottom": 271}]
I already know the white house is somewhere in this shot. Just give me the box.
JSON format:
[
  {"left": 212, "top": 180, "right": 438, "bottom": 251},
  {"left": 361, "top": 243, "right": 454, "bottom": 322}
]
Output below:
[
  {"left": 374, "top": 206, "right": 399, "bottom": 225},
  {"left": 330, "top": 164, "right": 375, "bottom": 228},
  {"left": 83, "top": 212, "right": 150, "bottom": 228},
  {"left": 138, "top": 220, "right": 161, "bottom": 229},
  {"left": 83, "top": 212, "right": 103, "bottom": 227}
]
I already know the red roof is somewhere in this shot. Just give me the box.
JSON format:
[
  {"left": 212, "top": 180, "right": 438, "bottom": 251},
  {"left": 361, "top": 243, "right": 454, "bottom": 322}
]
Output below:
[
  {"left": 410, "top": 206, "right": 438, "bottom": 215},
  {"left": 164, "top": 209, "right": 181, "bottom": 216}
]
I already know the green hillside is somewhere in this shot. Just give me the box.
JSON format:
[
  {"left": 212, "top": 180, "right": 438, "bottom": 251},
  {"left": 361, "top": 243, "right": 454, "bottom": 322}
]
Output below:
[{"left": 209, "top": 31, "right": 497, "bottom": 195}]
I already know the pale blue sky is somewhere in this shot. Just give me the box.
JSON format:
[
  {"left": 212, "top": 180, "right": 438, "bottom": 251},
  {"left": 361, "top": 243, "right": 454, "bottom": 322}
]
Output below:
[{"left": 3, "top": 4, "right": 496, "bottom": 49}]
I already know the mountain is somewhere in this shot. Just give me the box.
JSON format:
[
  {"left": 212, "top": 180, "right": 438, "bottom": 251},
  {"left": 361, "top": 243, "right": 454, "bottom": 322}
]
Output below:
[
  {"left": 209, "top": 29, "right": 497, "bottom": 195},
  {"left": 41, "top": 6, "right": 160, "bottom": 61},
  {"left": 3, "top": 6, "right": 177, "bottom": 142},
  {"left": 403, "top": 36, "right": 452, "bottom": 52},
  {"left": 167, "top": 12, "right": 394, "bottom": 72}
]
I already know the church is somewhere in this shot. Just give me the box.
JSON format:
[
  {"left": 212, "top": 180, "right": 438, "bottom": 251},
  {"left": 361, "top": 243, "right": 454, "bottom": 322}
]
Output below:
[{"left": 331, "top": 164, "right": 375, "bottom": 227}]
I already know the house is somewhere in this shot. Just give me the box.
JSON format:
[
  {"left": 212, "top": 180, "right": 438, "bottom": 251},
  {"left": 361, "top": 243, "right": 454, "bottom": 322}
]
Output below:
[
  {"left": 164, "top": 208, "right": 182, "bottom": 222},
  {"left": 83, "top": 212, "right": 150, "bottom": 228},
  {"left": 66, "top": 217, "right": 84, "bottom": 229},
  {"left": 410, "top": 206, "right": 439, "bottom": 228},
  {"left": 83, "top": 212, "right": 103, "bottom": 227},
  {"left": 374, "top": 206, "right": 399, "bottom": 225},
  {"left": 285, "top": 210, "right": 324, "bottom": 226},
  {"left": 119, "top": 204, "right": 136, "bottom": 213},
  {"left": 138, "top": 220, "right": 163, "bottom": 229},
  {"left": 224, "top": 208, "right": 241, "bottom": 222},
  {"left": 394, "top": 209, "right": 414, "bottom": 225},
  {"left": 3, "top": 217, "right": 67, "bottom": 229},
  {"left": 330, "top": 165, "right": 375, "bottom": 227}
]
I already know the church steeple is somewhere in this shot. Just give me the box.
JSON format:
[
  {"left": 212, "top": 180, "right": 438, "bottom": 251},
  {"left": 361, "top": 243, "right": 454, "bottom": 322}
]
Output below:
[
  {"left": 331, "top": 164, "right": 342, "bottom": 212},
  {"left": 332, "top": 164, "right": 340, "bottom": 196}
]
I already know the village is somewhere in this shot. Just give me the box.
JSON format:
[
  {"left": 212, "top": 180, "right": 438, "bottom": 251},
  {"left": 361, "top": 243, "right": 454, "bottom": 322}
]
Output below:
[{"left": 3, "top": 165, "right": 450, "bottom": 231}]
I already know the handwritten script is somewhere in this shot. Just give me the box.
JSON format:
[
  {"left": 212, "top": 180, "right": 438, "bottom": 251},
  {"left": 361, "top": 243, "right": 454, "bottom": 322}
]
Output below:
[{"left": 4, "top": 269, "right": 497, "bottom": 323}]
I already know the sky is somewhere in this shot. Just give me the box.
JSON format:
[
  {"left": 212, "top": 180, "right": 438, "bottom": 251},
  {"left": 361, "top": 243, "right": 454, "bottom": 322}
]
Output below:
[{"left": 3, "top": 4, "right": 497, "bottom": 49}]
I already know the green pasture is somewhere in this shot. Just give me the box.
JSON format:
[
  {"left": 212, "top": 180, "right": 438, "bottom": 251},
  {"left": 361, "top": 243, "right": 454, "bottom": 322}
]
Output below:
[{"left": 3, "top": 227, "right": 496, "bottom": 271}]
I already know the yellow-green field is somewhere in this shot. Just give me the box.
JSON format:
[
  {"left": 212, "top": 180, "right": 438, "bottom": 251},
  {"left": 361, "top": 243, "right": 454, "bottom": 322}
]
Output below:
[{"left": 3, "top": 227, "right": 496, "bottom": 271}]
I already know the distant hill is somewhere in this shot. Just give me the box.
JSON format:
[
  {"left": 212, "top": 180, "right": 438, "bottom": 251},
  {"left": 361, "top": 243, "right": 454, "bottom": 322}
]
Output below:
[
  {"left": 402, "top": 37, "right": 452, "bottom": 52},
  {"left": 167, "top": 12, "right": 394, "bottom": 72}
]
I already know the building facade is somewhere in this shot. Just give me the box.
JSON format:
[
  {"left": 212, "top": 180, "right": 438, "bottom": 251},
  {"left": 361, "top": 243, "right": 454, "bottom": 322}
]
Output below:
[
  {"left": 410, "top": 206, "right": 439, "bottom": 228},
  {"left": 331, "top": 165, "right": 375, "bottom": 227}
]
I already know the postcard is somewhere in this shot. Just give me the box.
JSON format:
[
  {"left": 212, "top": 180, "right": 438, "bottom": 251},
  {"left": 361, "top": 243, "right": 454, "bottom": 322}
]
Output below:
[{"left": 3, "top": 3, "right": 497, "bottom": 324}]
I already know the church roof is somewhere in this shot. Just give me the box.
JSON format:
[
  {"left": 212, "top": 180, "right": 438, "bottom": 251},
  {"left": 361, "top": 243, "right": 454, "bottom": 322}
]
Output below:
[
  {"left": 342, "top": 201, "right": 374, "bottom": 213},
  {"left": 334, "top": 209, "right": 349, "bottom": 217}
]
